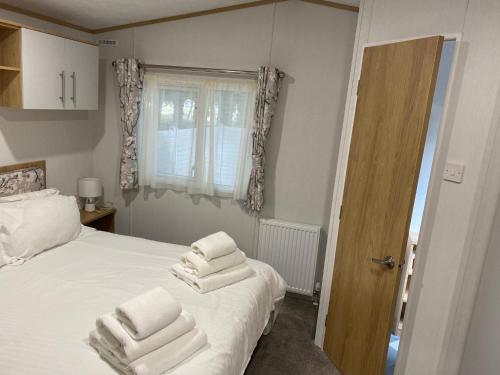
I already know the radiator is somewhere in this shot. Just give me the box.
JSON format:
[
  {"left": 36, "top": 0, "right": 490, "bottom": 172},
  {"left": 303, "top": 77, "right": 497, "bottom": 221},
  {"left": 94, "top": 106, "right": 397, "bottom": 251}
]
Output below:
[{"left": 257, "top": 219, "right": 321, "bottom": 296}]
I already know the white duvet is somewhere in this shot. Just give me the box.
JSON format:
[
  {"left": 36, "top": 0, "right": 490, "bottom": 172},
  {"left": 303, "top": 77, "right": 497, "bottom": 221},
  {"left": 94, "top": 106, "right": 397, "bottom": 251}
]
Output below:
[{"left": 0, "top": 228, "right": 286, "bottom": 375}]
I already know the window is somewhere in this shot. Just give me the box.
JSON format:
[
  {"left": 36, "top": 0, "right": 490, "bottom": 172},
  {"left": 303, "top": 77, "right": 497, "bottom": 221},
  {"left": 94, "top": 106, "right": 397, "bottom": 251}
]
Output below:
[{"left": 138, "top": 72, "right": 256, "bottom": 200}]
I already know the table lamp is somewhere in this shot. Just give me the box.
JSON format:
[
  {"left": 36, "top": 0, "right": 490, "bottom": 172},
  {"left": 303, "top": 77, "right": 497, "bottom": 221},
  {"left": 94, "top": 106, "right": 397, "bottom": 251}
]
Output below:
[{"left": 78, "top": 177, "right": 101, "bottom": 212}]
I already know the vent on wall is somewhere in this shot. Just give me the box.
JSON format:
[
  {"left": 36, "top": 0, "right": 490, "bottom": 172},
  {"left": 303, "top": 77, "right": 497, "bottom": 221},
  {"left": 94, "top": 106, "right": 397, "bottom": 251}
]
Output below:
[
  {"left": 257, "top": 219, "right": 320, "bottom": 296},
  {"left": 97, "top": 39, "right": 118, "bottom": 46}
]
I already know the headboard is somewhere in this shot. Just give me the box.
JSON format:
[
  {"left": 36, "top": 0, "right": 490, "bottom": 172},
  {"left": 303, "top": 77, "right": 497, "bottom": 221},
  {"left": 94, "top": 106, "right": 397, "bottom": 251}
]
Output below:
[{"left": 0, "top": 160, "right": 46, "bottom": 197}]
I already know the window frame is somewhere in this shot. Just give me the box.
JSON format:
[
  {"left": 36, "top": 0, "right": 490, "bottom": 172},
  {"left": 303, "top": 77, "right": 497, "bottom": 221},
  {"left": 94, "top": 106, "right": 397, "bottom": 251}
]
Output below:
[{"left": 138, "top": 71, "right": 257, "bottom": 200}]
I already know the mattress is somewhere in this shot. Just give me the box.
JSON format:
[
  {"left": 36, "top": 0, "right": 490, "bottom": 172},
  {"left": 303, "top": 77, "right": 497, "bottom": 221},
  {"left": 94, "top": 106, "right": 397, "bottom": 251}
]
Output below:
[{"left": 0, "top": 227, "right": 286, "bottom": 375}]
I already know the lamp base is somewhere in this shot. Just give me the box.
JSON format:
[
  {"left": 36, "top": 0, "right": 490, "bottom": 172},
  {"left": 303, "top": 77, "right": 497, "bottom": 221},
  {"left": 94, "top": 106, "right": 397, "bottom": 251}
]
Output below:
[{"left": 84, "top": 202, "right": 96, "bottom": 212}]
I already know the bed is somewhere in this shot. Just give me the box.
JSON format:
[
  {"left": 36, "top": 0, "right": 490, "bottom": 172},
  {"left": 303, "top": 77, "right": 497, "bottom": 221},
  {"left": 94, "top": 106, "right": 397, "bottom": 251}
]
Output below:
[{"left": 0, "top": 161, "right": 287, "bottom": 375}]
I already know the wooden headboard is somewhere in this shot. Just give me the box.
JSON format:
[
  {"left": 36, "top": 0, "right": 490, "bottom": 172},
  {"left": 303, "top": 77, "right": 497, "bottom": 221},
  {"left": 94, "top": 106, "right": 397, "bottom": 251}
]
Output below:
[{"left": 0, "top": 160, "right": 46, "bottom": 197}]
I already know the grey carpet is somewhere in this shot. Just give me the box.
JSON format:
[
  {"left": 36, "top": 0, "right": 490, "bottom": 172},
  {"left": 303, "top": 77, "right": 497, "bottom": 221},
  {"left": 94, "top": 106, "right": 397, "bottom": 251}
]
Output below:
[{"left": 245, "top": 293, "right": 339, "bottom": 375}]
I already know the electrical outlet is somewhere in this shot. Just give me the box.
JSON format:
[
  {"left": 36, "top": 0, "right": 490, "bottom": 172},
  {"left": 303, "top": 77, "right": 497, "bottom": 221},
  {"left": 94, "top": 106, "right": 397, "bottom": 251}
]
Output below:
[{"left": 443, "top": 162, "right": 465, "bottom": 183}]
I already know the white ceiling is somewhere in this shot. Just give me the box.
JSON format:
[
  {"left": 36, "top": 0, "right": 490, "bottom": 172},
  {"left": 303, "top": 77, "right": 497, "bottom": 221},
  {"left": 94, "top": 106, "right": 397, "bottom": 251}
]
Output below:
[{"left": 1, "top": 0, "right": 360, "bottom": 31}]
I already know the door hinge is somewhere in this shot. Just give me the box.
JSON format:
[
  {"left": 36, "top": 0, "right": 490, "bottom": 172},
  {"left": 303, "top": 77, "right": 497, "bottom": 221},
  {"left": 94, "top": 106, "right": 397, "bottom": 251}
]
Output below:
[
  {"left": 325, "top": 314, "right": 328, "bottom": 326},
  {"left": 356, "top": 79, "right": 360, "bottom": 96},
  {"left": 339, "top": 205, "right": 343, "bottom": 220}
]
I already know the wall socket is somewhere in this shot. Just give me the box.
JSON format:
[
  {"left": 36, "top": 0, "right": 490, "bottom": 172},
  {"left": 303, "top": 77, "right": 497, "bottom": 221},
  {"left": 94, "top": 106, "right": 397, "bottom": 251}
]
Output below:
[{"left": 443, "top": 162, "right": 465, "bottom": 183}]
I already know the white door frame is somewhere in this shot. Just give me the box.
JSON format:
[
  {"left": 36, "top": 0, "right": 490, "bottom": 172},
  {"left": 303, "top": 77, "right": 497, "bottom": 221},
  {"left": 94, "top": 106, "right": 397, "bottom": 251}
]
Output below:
[{"left": 315, "top": 32, "right": 463, "bottom": 375}]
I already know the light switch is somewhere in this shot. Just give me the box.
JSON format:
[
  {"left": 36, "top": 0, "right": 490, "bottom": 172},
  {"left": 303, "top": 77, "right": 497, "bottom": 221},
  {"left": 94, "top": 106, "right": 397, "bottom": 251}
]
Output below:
[{"left": 443, "top": 162, "right": 465, "bottom": 183}]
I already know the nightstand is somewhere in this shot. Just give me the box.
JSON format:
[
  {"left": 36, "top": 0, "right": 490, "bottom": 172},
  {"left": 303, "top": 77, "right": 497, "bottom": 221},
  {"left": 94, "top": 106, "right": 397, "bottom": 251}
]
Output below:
[{"left": 80, "top": 207, "right": 116, "bottom": 233}]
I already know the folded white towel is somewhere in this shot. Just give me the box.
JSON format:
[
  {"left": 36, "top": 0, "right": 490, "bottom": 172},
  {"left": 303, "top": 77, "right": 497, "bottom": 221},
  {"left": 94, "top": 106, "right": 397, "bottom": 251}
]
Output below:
[
  {"left": 96, "top": 311, "right": 195, "bottom": 363},
  {"left": 171, "top": 262, "right": 254, "bottom": 293},
  {"left": 90, "top": 328, "right": 207, "bottom": 375},
  {"left": 115, "top": 287, "right": 182, "bottom": 340},
  {"left": 191, "top": 231, "right": 237, "bottom": 261},
  {"left": 180, "top": 249, "right": 246, "bottom": 277}
]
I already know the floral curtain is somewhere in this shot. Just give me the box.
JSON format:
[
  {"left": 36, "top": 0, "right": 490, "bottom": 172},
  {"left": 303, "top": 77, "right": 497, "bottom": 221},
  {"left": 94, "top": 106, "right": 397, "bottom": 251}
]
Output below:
[
  {"left": 113, "top": 58, "right": 145, "bottom": 190},
  {"left": 246, "top": 66, "right": 283, "bottom": 212}
]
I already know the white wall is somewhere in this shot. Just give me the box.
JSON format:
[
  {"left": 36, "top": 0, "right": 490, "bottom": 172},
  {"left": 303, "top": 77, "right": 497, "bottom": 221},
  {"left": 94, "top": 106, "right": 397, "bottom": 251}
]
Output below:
[
  {"left": 91, "top": 1, "right": 357, "bottom": 284},
  {"left": 460, "top": 198, "right": 500, "bottom": 374},
  {"left": 316, "top": 0, "right": 500, "bottom": 374},
  {"left": 0, "top": 10, "right": 95, "bottom": 195}
]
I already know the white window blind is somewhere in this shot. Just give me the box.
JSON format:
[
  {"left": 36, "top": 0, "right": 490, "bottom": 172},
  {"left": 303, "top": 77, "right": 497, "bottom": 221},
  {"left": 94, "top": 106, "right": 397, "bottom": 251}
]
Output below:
[{"left": 138, "top": 72, "right": 256, "bottom": 200}]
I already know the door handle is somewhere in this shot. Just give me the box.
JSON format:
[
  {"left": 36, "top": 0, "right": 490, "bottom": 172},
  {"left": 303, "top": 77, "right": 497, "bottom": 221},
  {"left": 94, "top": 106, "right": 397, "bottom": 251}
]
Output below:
[
  {"left": 70, "top": 72, "right": 76, "bottom": 105},
  {"left": 371, "top": 256, "right": 395, "bottom": 269},
  {"left": 59, "top": 70, "right": 65, "bottom": 103}
]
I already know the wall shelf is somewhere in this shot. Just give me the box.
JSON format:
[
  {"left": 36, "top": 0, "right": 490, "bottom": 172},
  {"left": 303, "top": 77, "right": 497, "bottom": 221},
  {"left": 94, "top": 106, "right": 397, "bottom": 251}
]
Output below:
[
  {"left": 0, "top": 23, "right": 21, "bottom": 108},
  {"left": 0, "top": 65, "right": 20, "bottom": 71}
]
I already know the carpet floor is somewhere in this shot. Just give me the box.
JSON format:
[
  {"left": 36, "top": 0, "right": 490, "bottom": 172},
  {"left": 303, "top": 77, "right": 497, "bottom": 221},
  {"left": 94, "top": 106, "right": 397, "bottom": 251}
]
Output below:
[{"left": 245, "top": 293, "right": 339, "bottom": 375}]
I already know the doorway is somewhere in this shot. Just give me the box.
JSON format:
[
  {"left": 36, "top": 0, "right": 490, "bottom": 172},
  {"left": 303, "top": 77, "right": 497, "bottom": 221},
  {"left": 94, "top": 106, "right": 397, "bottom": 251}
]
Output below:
[
  {"left": 385, "top": 39, "right": 456, "bottom": 375},
  {"left": 322, "top": 36, "right": 452, "bottom": 375}
]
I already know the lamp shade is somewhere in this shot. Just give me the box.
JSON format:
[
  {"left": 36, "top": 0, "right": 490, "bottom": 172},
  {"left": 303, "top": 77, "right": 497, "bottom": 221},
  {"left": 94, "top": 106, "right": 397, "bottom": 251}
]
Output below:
[{"left": 78, "top": 178, "right": 101, "bottom": 198}]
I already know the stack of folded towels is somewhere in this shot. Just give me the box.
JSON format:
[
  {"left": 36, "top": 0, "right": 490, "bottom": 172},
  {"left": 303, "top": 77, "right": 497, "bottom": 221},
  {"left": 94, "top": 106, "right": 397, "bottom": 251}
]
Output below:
[
  {"left": 89, "top": 287, "right": 207, "bottom": 375},
  {"left": 171, "top": 231, "right": 254, "bottom": 293}
]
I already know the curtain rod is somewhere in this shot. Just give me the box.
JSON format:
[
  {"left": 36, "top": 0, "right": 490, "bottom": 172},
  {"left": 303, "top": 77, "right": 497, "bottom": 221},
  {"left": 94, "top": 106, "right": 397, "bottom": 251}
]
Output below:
[{"left": 112, "top": 61, "right": 284, "bottom": 78}]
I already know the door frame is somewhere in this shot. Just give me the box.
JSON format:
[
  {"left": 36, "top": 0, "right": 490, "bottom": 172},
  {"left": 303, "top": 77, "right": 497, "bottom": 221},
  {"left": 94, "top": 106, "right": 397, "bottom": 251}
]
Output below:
[{"left": 315, "top": 32, "right": 463, "bottom": 374}]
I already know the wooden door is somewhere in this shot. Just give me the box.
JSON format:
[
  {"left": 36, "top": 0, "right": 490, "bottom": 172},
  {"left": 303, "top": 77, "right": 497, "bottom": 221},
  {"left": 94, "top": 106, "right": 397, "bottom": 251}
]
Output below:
[
  {"left": 21, "top": 29, "right": 65, "bottom": 109},
  {"left": 324, "top": 36, "right": 444, "bottom": 375},
  {"left": 64, "top": 39, "right": 99, "bottom": 110}
]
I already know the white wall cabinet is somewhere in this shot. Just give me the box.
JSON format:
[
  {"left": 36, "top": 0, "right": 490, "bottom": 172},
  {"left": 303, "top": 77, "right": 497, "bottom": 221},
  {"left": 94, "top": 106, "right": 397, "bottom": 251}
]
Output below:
[
  {"left": 64, "top": 39, "right": 99, "bottom": 110},
  {"left": 21, "top": 29, "right": 65, "bottom": 110},
  {"left": 21, "top": 28, "right": 98, "bottom": 110}
]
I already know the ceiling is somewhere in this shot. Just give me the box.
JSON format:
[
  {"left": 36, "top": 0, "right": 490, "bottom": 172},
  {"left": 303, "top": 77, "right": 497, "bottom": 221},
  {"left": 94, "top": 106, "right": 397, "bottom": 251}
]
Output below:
[{"left": 0, "top": 0, "right": 360, "bottom": 32}]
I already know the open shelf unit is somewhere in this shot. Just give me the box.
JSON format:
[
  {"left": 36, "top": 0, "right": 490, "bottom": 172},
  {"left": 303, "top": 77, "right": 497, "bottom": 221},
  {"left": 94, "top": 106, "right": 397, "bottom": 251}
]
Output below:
[{"left": 0, "top": 21, "right": 21, "bottom": 108}]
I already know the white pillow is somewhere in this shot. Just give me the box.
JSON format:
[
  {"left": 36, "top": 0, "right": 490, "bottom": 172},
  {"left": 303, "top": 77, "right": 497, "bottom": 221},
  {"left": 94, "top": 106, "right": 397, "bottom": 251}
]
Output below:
[
  {"left": 0, "top": 195, "right": 81, "bottom": 262},
  {"left": 0, "top": 244, "right": 9, "bottom": 268},
  {"left": 0, "top": 211, "right": 22, "bottom": 268},
  {"left": 0, "top": 188, "right": 60, "bottom": 203}
]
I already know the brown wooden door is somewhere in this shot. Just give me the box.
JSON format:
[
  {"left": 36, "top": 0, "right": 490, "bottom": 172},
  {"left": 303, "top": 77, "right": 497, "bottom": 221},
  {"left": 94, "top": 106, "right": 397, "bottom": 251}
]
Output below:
[{"left": 323, "top": 36, "right": 444, "bottom": 375}]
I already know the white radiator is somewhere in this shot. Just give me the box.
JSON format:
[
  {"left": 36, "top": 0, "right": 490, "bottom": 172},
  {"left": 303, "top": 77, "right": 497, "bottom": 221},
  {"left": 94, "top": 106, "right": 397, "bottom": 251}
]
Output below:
[{"left": 257, "top": 219, "right": 320, "bottom": 296}]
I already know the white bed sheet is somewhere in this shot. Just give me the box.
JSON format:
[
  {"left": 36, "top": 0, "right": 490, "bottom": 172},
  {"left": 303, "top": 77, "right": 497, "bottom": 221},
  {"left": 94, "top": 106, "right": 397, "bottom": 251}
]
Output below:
[{"left": 0, "top": 228, "right": 286, "bottom": 375}]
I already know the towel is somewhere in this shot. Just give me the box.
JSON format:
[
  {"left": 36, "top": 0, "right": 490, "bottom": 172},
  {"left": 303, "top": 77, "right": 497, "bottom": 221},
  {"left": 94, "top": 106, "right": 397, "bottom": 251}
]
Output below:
[
  {"left": 191, "top": 231, "right": 237, "bottom": 261},
  {"left": 96, "top": 311, "right": 195, "bottom": 363},
  {"left": 90, "top": 328, "right": 207, "bottom": 375},
  {"left": 171, "top": 262, "right": 254, "bottom": 293},
  {"left": 115, "top": 287, "right": 182, "bottom": 340},
  {"left": 180, "top": 249, "right": 246, "bottom": 277}
]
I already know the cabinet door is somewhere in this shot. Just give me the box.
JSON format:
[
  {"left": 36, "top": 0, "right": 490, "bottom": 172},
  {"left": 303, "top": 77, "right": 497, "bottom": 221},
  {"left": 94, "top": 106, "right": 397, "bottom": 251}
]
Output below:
[
  {"left": 65, "top": 39, "right": 98, "bottom": 110},
  {"left": 21, "top": 29, "right": 65, "bottom": 109}
]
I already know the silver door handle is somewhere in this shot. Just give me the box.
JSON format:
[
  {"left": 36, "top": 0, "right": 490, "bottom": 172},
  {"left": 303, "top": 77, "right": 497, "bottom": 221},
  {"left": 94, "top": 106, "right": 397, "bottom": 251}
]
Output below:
[
  {"left": 371, "top": 256, "right": 395, "bottom": 269},
  {"left": 70, "top": 72, "right": 76, "bottom": 104},
  {"left": 59, "top": 71, "right": 65, "bottom": 103}
]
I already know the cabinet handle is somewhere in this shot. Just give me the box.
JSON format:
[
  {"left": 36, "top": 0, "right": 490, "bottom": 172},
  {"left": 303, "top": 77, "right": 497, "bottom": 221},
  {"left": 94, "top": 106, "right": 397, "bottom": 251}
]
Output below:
[
  {"left": 70, "top": 72, "right": 76, "bottom": 105},
  {"left": 59, "top": 71, "right": 65, "bottom": 103}
]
